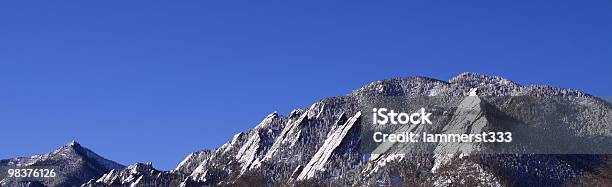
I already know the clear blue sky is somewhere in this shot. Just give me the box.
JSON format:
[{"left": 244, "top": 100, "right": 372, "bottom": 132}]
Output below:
[{"left": 1, "top": 1, "right": 610, "bottom": 170}]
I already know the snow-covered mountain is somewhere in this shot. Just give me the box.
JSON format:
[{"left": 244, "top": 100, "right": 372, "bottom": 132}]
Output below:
[
  {"left": 168, "top": 72, "right": 610, "bottom": 186},
  {"left": 1, "top": 72, "right": 610, "bottom": 186},
  {"left": 0, "top": 141, "right": 124, "bottom": 187}
]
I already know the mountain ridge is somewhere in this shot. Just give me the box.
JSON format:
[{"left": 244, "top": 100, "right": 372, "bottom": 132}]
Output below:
[
  {"left": 1, "top": 72, "right": 609, "bottom": 186},
  {"left": 0, "top": 141, "right": 124, "bottom": 187}
]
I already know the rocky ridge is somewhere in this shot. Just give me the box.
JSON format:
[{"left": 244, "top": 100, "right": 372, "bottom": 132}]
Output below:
[{"left": 2, "top": 72, "right": 610, "bottom": 186}]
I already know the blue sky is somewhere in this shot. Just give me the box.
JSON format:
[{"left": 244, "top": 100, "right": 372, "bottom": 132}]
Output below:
[{"left": 1, "top": 1, "right": 610, "bottom": 170}]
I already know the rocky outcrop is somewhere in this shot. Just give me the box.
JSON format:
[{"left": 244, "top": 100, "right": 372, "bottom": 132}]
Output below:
[
  {"left": 295, "top": 112, "right": 361, "bottom": 181},
  {"left": 82, "top": 162, "right": 179, "bottom": 187}
]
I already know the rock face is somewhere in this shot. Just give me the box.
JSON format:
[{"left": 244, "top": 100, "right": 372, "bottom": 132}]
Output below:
[
  {"left": 0, "top": 141, "right": 124, "bottom": 187},
  {"left": 1, "top": 72, "right": 610, "bottom": 186},
  {"left": 82, "top": 162, "right": 180, "bottom": 187},
  {"left": 295, "top": 112, "right": 361, "bottom": 181}
]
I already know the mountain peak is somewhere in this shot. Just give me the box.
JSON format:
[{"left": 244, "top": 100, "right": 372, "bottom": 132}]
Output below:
[
  {"left": 449, "top": 72, "right": 518, "bottom": 86},
  {"left": 62, "top": 140, "right": 81, "bottom": 149},
  {"left": 1, "top": 142, "right": 124, "bottom": 187},
  {"left": 54, "top": 141, "right": 92, "bottom": 158},
  {"left": 50, "top": 142, "right": 124, "bottom": 171},
  {"left": 450, "top": 72, "right": 488, "bottom": 81},
  {"left": 452, "top": 72, "right": 484, "bottom": 78},
  {"left": 266, "top": 111, "right": 280, "bottom": 119},
  {"left": 348, "top": 72, "right": 591, "bottom": 97}
]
